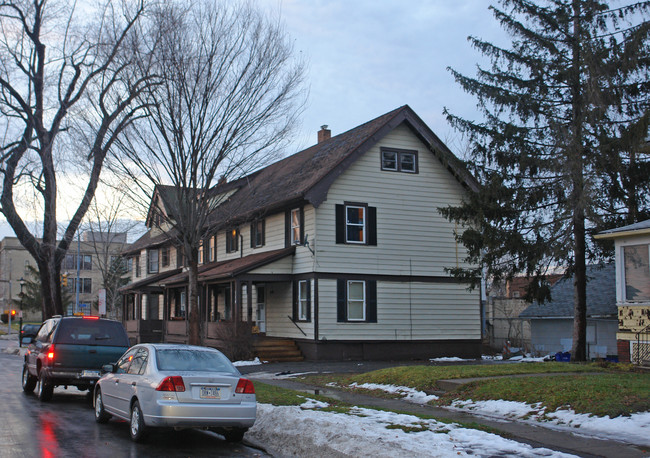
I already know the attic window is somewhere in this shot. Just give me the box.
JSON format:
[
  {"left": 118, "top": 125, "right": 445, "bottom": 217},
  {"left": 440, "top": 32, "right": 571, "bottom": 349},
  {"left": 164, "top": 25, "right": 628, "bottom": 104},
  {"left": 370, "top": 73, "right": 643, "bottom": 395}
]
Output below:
[{"left": 381, "top": 148, "right": 418, "bottom": 174}]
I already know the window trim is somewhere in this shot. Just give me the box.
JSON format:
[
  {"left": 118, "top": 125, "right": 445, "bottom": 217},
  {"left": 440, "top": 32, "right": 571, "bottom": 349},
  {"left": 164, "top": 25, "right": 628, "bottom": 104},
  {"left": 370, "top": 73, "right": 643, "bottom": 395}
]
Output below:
[
  {"left": 380, "top": 147, "right": 418, "bottom": 174},
  {"left": 345, "top": 204, "right": 367, "bottom": 244},
  {"left": 161, "top": 247, "right": 170, "bottom": 267},
  {"left": 298, "top": 280, "right": 310, "bottom": 321},
  {"left": 148, "top": 249, "right": 159, "bottom": 274},
  {"left": 346, "top": 280, "right": 366, "bottom": 321},
  {"left": 251, "top": 219, "right": 265, "bottom": 248}
]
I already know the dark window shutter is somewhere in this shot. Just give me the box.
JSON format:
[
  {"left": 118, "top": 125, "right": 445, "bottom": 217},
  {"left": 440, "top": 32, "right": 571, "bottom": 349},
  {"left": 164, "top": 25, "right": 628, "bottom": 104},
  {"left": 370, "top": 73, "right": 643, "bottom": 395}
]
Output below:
[
  {"left": 336, "top": 279, "right": 347, "bottom": 322},
  {"left": 306, "top": 280, "right": 312, "bottom": 321},
  {"left": 368, "top": 207, "right": 377, "bottom": 246},
  {"left": 146, "top": 250, "right": 150, "bottom": 273},
  {"left": 285, "top": 211, "right": 290, "bottom": 248},
  {"left": 261, "top": 219, "right": 266, "bottom": 246},
  {"left": 292, "top": 281, "right": 298, "bottom": 321},
  {"left": 366, "top": 280, "right": 377, "bottom": 323},
  {"left": 335, "top": 204, "right": 345, "bottom": 244},
  {"left": 250, "top": 224, "right": 255, "bottom": 248}
]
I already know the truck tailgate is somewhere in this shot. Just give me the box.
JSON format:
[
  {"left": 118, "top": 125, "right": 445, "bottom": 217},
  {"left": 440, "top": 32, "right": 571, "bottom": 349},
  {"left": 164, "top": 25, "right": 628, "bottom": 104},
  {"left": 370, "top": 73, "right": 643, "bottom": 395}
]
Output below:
[{"left": 53, "top": 344, "right": 128, "bottom": 370}]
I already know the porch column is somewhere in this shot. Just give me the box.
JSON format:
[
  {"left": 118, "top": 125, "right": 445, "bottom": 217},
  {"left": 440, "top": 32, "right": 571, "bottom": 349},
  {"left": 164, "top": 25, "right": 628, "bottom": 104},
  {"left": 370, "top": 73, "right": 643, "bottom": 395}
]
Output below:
[
  {"left": 246, "top": 281, "right": 253, "bottom": 323},
  {"left": 234, "top": 280, "right": 242, "bottom": 322}
]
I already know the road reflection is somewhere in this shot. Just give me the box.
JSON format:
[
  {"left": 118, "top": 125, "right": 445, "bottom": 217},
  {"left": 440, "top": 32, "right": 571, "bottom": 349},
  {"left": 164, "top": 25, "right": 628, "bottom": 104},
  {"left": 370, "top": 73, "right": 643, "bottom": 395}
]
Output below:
[{"left": 38, "top": 412, "right": 61, "bottom": 458}]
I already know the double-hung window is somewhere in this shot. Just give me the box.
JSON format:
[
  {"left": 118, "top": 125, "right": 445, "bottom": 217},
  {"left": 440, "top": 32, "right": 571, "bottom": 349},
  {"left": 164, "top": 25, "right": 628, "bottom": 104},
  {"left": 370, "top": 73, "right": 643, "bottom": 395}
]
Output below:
[
  {"left": 148, "top": 249, "right": 159, "bottom": 274},
  {"left": 336, "top": 279, "right": 377, "bottom": 323},
  {"left": 346, "top": 280, "right": 365, "bottom": 320},
  {"left": 291, "top": 209, "right": 301, "bottom": 245},
  {"left": 161, "top": 247, "right": 170, "bottom": 267},
  {"left": 298, "top": 280, "right": 309, "bottom": 321},
  {"left": 226, "top": 229, "right": 239, "bottom": 253},
  {"left": 346, "top": 206, "right": 366, "bottom": 244},
  {"left": 335, "top": 203, "right": 377, "bottom": 245},
  {"left": 251, "top": 220, "right": 265, "bottom": 248},
  {"left": 381, "top": 148, "right": 418, "bottom": 173},
  {"left": 623, "top": 244, "right": 650, "bottom": 302}
]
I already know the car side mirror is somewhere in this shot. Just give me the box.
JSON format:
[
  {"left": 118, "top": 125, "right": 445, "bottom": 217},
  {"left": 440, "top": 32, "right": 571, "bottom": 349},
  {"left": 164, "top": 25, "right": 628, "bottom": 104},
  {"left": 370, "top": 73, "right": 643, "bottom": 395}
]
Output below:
[{"left": 101, "top": 363, "right": 116, "bottom": 374}]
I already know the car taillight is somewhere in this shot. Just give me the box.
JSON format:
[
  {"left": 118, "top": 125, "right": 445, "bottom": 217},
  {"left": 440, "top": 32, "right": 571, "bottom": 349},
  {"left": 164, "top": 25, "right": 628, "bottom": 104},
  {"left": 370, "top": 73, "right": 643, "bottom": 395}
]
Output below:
[
  {"left": 83, "top": 316, "right": 99, "bottom": 320},
  {"left": 156, "top": 376, "right": 185, "bottom": 392},
  {"left": 235, "top": 378, "right": 255, "bottom": 394},
  {"left": 47, "top": 345, "right": 55, "bottom": 360}
]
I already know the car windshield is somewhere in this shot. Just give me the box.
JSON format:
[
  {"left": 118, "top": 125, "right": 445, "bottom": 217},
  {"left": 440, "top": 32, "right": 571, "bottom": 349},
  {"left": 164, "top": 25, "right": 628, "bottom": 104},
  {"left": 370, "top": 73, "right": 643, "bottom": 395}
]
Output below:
[
  {"left": 155, "top": 349, "right": 237, "bottom": 373},
  {"left": 55, "top": 319, "right": 129, "bottom": 346}
]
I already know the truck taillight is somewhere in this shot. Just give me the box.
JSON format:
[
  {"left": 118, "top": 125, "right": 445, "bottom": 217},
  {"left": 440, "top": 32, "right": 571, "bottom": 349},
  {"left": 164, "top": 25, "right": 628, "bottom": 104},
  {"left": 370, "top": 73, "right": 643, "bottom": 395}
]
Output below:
[
  {"left": 235, "top": 378, "right": 255, "bottom": 394},
  {"left": 156, "top": 376, "right": 185, "bottom": 392},
  {"left": 47, "top": 345, "right": 55, "bottom": 360}
]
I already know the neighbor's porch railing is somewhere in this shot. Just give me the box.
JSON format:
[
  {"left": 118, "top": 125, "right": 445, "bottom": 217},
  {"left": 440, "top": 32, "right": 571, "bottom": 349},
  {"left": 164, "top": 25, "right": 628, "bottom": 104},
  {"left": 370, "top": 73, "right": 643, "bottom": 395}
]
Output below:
[{"left": 633, "top": 324, "right": 650, "bottom": 365}]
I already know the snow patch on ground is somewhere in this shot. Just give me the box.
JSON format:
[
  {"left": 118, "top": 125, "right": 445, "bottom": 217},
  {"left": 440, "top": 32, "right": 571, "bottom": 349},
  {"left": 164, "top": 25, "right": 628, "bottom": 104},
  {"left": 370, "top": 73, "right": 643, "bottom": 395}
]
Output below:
[
  {"left": 232, "top": 357, "right": 263, "bottom": 367},
  {"left": 247, "top": 403, "right": 576, "bottom": 457},
  {"left": 429, "top": 357, "right": 473, "bottom": 362},
  {"left": 349, "top": 382, "right": 438, "bottom": 404},
  {"left": 449, "top": 399, "right": 650, "bottom": 447},
  {"left": 299, "top": 397, "right": 330, "bottom": 409}
]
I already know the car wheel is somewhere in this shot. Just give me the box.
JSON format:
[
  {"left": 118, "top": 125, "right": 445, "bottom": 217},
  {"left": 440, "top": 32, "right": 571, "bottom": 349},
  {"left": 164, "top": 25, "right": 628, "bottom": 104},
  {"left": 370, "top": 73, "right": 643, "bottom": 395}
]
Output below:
[
  {"left": 129, "top": 400, "right": 147, "bottom": 442},
  {"left": 37, "top": 370, "right": 53, "bottom": 402},
  {"left": 22, "top": 365, "right": 37, "bottom": 393},
  {"left": 94, "top": 389, "right": 111, "bottom": 424},
  {"left": 222, "top": 427, "right": 247, "bottom": 443}
]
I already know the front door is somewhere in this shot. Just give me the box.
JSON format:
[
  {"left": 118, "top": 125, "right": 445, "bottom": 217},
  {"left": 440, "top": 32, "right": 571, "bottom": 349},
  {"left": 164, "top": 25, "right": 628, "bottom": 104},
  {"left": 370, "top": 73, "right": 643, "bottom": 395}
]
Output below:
[{"left": 257, "top": 286, "right": 266, "bottom": 333}]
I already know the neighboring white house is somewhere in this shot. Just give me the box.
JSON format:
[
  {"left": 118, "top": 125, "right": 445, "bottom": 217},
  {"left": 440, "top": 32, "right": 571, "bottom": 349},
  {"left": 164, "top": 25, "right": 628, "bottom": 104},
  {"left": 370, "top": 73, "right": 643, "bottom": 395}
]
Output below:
[
  {"left": 121, "top": 105, "right": 482, "bottom": 360},
  {"left": 595, "top": 220, "right": 650, "bottom": 364}
]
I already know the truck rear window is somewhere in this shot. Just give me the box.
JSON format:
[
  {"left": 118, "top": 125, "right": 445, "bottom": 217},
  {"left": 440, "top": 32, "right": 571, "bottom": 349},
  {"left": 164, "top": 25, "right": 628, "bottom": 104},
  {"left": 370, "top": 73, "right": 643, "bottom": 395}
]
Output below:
[{"left": 56, "top": 319, "right": 129, "bottom": 346}]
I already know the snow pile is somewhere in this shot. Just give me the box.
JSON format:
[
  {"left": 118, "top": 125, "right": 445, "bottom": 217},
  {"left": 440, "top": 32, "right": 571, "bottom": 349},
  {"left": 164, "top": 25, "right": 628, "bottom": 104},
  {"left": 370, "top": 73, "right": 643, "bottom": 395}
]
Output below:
[
  {"left": 430, "top": 357, "right": 473, "bottom": 362},
  {"left": 247, "top": 403, "right": 576, "bottom": 457},
  {"left": 481, "top": 354, "right": 503, "bottom": 361},
  {"left": 349, "top": 382, "right": 438, "bottom": 404},
  {"left": 232, "top": 357, "right": 263, "bottom": 367},
  {"left": 299, "top": 397, "right": 330, "bottom": 409},
  {"left": 449, "top": 399, "right": 650, "bottom": 447}
]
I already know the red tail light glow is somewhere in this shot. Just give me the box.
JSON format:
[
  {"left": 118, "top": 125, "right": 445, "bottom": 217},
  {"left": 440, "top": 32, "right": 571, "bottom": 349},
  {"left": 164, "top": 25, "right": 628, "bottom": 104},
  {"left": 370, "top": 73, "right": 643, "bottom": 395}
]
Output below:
[
  {"left": 156, "top": 376, "right": 185, "bottom": 392},
  {"left": 83, "top": 316, "right": 100, "bottom": 320},
  {"left": 47, "top": 345, "right": 55, "bottom": 360},
  {"left": 235, "top": 378, "right": 255, "bottom": 394}
]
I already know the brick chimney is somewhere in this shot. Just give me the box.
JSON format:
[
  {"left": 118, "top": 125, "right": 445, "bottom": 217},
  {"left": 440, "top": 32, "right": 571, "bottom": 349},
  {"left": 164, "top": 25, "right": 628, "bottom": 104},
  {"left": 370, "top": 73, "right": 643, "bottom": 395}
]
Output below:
[{"left": 318, "top": 125, "right": 331, "bottom": 143}]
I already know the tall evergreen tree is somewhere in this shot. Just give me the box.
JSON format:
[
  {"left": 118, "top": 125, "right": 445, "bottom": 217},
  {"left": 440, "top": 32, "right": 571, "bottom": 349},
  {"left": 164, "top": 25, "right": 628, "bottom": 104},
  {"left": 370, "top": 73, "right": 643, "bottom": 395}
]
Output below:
[{"left": 442, "top": 0, "right": 650, "bottom": 361}]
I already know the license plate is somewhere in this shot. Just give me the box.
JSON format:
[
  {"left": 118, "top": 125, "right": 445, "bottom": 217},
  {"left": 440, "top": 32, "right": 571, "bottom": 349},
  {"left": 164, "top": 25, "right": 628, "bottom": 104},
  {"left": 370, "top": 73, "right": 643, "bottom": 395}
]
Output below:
[
  {"left": 200, "top": 386, "right": 221, "bottom": 399},
  {"left": 81, "top": 370, "right": 100, "bottom": 378}
]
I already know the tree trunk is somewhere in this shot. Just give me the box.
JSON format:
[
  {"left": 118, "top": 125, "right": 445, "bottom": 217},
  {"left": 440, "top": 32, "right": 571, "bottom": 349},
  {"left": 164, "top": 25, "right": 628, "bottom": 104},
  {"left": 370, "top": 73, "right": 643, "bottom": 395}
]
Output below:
[
  {"left": 187, "top": 261, "right": 202, "bottom": 346},
  {"left": 572, "top": 215, "right": 588, "bottom": 361}
]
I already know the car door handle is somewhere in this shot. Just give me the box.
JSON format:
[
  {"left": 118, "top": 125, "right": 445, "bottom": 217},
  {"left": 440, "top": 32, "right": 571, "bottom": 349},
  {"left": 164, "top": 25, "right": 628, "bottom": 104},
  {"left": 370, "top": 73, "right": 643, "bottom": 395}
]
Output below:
[{"left": 89, "top": 349, "right": 97, "bottom": 354}]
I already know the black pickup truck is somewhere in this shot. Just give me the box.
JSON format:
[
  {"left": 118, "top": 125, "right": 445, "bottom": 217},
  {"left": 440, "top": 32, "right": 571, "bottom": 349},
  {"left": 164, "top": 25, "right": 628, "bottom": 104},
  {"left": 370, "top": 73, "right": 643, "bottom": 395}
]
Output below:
[{"left": 22, "top": 316, "right": 130, "bottom": 401}]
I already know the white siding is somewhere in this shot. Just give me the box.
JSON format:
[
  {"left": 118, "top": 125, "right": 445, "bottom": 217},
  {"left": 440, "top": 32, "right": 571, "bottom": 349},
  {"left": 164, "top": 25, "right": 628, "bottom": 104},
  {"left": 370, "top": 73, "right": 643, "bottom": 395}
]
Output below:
[
  {"left": 265, "top": 282, "right": 314, "bottom": 339},
  {"left": 314, "top": 123, "right": 472, "bottom": 276},
  {"left": 317, "top": 279, "right": 480, "bottom": 340},
  {"left": 248, "top": 257, "right": 294, "bottom": 275}
]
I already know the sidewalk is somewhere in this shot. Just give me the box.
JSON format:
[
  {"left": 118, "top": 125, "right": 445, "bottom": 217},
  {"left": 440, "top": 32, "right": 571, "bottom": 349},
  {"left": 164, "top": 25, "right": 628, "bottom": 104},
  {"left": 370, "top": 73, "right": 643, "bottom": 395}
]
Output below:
[{"left": 240, "top": 360, "right": 649, "bottom": 458}]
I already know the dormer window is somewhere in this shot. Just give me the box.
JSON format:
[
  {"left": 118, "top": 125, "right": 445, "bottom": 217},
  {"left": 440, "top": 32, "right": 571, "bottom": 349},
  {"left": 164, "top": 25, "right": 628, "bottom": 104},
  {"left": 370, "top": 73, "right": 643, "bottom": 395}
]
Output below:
[{"left": 291, "top": 209, "right": 301, "bottom": 245}]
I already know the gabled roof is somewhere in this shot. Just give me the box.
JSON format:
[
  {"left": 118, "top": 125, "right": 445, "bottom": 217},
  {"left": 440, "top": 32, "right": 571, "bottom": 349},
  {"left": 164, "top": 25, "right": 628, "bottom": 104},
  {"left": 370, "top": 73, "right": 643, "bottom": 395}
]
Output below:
[
  {"left": 123, "top": 229, "right": 173, "bottom": 256},
  {"left": 519, "top": 264, "right": 616, "bottom": 319},
  {"left": 594, "top": 219, "right": 650, "bottom": 239},
  {"left": 119, "top": 268, "right": 182, "bottom": 293},
  {"left": 207, "top": 105, "right": 478, "bottom": 228}
]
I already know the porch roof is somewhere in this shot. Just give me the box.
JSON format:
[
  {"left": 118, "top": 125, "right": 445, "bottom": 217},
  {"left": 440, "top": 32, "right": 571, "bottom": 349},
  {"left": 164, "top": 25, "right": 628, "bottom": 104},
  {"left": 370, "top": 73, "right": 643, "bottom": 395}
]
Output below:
[
  {"left": 161, "top": 247, "right": 296, "bottom": 286},
  {"left": 119, "top": 268, "right": 182, "bottom": 293}
]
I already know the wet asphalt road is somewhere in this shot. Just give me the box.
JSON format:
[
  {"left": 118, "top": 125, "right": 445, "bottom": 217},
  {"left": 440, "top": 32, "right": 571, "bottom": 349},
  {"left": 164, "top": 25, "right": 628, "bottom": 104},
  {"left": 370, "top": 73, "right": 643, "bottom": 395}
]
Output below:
[{"left": 0, "top": 340, "right": 268, "bottom": 458}]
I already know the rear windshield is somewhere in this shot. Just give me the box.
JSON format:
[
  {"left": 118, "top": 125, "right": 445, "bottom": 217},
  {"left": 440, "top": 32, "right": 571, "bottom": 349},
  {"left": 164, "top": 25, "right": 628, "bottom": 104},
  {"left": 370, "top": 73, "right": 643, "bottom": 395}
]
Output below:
[
  {"left": 155, "top": 349, "right": 237, "bottom": 373},
  {"left": 55, "top": 319, "right": 129, "bottom": 347}
]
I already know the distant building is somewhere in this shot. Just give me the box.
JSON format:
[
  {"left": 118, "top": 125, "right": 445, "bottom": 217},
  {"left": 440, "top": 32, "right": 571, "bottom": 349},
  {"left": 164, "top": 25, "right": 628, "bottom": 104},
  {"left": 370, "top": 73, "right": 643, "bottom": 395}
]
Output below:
[{"left": 0, "top": 233, "right": 128, "bottom": 321}]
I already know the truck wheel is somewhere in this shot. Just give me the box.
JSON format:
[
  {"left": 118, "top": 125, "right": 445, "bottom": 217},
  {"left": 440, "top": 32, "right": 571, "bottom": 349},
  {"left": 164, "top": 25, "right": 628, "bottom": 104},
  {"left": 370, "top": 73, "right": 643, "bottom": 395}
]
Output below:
[
  {"left": 129, "top": 400, "right": 147, "bottom": 442},
  {"left": 37, "top": 370, "right": 53, "bottom": 402},
  {"left": 22, "top": 365, "right": 37, "bottom": 393},
  {"left": 94, "top": 389, "right": 111, "bottom": 423}
]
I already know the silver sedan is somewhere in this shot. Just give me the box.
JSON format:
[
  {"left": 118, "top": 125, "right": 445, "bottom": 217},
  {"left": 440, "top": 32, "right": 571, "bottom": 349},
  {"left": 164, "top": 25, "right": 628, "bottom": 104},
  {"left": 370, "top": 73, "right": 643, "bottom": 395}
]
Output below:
[{"left": 93, "top": 343, "right": 256, "bottom": 442}]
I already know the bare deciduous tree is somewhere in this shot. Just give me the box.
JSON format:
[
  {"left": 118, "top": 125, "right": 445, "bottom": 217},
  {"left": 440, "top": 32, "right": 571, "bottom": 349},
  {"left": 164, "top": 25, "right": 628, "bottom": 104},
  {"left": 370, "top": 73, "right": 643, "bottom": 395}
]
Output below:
[
  {"left": 113, "top": 0, "right": 306, "bottom": 345},
  {"left": 0, "top": 0, "right": 155, "bottom": 318}
]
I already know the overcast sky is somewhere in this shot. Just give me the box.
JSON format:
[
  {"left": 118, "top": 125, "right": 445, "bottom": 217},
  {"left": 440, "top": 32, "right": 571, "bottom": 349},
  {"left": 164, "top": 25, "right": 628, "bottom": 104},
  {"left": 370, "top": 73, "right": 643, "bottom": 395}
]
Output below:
[
  {"left": 263, "top": 0, "right": 507, "bottom": 154},
  {"left": 0, "top": 0, "right": 506, "bottom": 239}
]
